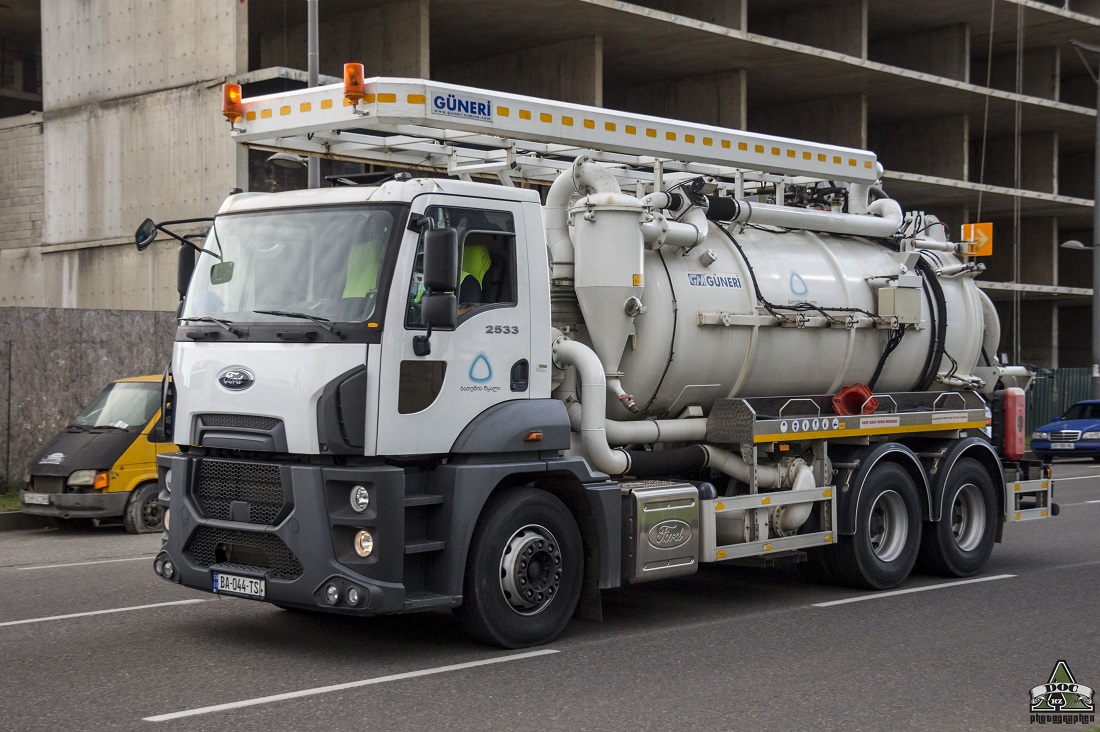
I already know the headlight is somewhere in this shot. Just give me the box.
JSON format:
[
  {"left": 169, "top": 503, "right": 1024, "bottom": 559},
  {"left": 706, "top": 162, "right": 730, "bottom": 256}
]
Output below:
[
  {"left": 67, "top": 469, "right": 97, "bottom": 486},
  {"left": 1083, "top": 432, "right": 1100, "bottom": 440},
  {"left": 354, "top": 529, "right": 375, "bottom": 558},
  {"left": 164, "top": 469, "right": 173, "bottom": 493},
  {"left": 350, "top": 485, "right": 369, "bottom": 512},
  {"left": 1032, "top": 432, "right": 1049, "bottom": 441}
]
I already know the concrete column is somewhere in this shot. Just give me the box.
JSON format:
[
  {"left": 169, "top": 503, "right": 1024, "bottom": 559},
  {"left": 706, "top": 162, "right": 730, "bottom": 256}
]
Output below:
[
  {"left": 605, "top": 70, "right": 746, "bottom": 129},
  {"left": 639, "top": 0, "right": 746, "bottom": 29},
  {"left": 749, "top": 0, "right": 867, "bottom": 59},
  {"left": 979, "top": 47, "right": 1060, "bottom": 100},
  {"left": 751, "top": 94, "right": 865, "bottom": 150},
  {"left": 871, "top": 114, "right": 967, "bottom": 180},
  {"left": 435, "top": 37, "right": 603, "bottom": 106},
  {"left": 259, "top": 0, "right": 430, "bottom": 78},
  {"left": 869, "top": 24, "right": 969, "bottom": 82},
  {"left": 980, "top": 133, "right": 1058, "bottom": 193}
]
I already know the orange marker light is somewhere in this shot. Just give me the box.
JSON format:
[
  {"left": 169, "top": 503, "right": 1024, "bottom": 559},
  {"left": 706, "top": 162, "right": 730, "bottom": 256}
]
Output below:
[
  {"left": 222, "top": 83, "right": 243, "bottom": 123},
  {"left": 344, "top": 63, "right": 366, "bottom": 104},
  {"left": 524, "top": 431, "right": 544, "bottom": 442},
  {"left": 93, "top": 471, "right": 109, "bottom": 491}
]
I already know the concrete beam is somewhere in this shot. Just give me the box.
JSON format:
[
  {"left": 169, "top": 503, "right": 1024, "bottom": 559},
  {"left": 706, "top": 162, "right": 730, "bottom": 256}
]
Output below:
[
  {"left": 978, "top": 132, "right": 1058, "bottom": 194},
  {"left": 871, "top": 114, "right": 967, "bottom": 180},
  {"left": 605, "top": 70, "right": 746, "bottom": 129},
  {"left": 869, "top": 24, "right": 969, "bottom": 83},
  {"left": 436, "top": 37, "right": 604, "bottom": 107},
  {"left": 751, "top": 94, "right": 865, "bottom": 150},
  {"left": 638, "top": 0, "right": 746, "bottom": 30},
  {"left": 258, "top": 0, "right": 429, "bottom": 78},
  {"left": 749, "top": 0, "right": 867, "bottom": 59}
]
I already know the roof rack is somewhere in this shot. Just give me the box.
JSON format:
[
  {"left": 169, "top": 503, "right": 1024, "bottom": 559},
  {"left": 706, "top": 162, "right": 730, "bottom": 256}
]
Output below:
[{"left": 229, "top": 76, "right": 880, "bottom": 189}]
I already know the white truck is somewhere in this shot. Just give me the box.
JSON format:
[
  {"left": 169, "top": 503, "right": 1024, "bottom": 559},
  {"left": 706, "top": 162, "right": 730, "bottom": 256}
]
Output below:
[{"left": 137, "top": 67, "right": 1054, "bottom": 648}]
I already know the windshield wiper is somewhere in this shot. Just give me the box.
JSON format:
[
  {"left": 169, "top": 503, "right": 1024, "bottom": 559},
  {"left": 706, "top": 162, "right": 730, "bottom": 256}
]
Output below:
[
  {"left": 180, "top": 316, "right": 242, "bottom": 337},
  {"left": 66, "top": 424, "right": 91, "bottom": 432},
  {"left": 92, "top": 424, "right": 128, "bottom": 431},
  {"left": 253, "top": 310, "right": 345, "bottom": 338}
]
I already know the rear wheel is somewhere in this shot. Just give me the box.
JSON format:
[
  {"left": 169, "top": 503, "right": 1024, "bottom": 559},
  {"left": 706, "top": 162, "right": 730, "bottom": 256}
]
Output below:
[
  {"left": 917, "top": 459, "right": 997, "bottom": 577},
  {"left": 454, "top": 488, "right": 582, "bottom": 648},
  {"left": 123, "top": 483, "right": 163, "bottom": 534},
  {"left": 832, "top": 462, "right": 920, "bottom": 590}
]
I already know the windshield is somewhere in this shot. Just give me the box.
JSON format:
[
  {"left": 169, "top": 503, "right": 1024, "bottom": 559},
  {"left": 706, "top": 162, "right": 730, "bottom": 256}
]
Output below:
[
  {"left": 71, "top": 382, "right": 160, "bottom": 429},
  {"left": 1061, "top": 403, "right": 1100, "bottom": 421},
  {"left": 182, "top": 206, "right": 402, "bottom": 324}
]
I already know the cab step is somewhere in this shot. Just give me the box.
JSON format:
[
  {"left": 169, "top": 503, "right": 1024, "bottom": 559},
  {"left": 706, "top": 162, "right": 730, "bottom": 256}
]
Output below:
[
  {"left": 404, "top": 539, "right": 445, "bottom": 554},
  {"left": 403, "top": 592, "right": 461, "bottom": 611}
]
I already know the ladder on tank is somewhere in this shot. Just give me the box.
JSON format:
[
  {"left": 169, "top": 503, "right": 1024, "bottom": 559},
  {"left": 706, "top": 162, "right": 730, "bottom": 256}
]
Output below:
[{"left": 223, "top": 70, "right": 881, "bottom": 193}]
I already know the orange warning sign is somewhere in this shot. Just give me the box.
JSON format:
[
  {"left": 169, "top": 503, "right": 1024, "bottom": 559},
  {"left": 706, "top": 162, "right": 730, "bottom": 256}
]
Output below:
[{"left": 961, "top": 222, "right": 993, "bottom": 256}]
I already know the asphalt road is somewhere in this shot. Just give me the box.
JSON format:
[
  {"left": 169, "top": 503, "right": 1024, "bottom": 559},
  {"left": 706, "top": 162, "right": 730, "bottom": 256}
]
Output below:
[{"left": 1, "top": 463, "right": 1097, "bottom": 732}]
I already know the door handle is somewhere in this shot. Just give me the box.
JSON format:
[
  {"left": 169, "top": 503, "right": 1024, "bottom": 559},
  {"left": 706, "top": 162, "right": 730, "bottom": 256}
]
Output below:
[{"left": 510, "top": 359, "right": 529, "bottom": 392}]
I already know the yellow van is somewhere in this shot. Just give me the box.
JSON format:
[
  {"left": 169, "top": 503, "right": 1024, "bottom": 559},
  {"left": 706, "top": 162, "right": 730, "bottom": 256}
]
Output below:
[{"left": 20, "top": 376, "right": 176, "bottom": 533}]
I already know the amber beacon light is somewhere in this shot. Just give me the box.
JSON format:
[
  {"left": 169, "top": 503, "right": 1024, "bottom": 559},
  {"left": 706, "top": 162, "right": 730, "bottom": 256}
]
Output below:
[
  {"left": 344, "top": 63, "right": 366, "bottom": 105},
  {"left": 222, "top": 83, "right": 243, "bottom": 123}
]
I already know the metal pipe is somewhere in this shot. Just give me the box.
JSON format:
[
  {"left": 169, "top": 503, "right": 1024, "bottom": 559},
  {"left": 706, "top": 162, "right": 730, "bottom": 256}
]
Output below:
[{"left": 307, "top": 0, "right": 320, "bottom": 190}]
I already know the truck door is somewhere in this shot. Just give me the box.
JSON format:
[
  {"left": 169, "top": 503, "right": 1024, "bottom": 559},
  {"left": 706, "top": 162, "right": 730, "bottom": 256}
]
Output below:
[{"left": 375, "top": 199, "right": 531, "bottom": 455}]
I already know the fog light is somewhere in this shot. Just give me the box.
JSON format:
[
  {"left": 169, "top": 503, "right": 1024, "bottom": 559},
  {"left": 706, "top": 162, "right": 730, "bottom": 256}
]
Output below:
[
  {"left": 350, "top": 485, "right": 370, "bottom": 512},
  {"left": 163, "top": 560, "right": 175, "bottom": 579},
  {"left": 324, "top": 584, "right": 340, "bottom": 605},
  {"left": 346, "top": 587, "right": 361, "bottom": 606},
  {"left": 354, "top": 529, "right": 374, "bottom": 558},
  {"left": 154, "top": 558, "right": 164, "bottom": 575}
]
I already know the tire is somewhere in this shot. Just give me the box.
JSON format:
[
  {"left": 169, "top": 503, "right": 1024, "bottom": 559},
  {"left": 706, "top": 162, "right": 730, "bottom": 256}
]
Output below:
[
  {"left": 917, "top": 458, "right": 997, "bottom": 577},
  {"left": 832, "top": 461, "right": 920, "bottom": 590},
  {"left": 123, "top": 482, "right": 164, "bottom": 534},
  {"left": 454, "top": 487, "right": 583, "bottom": 648}
]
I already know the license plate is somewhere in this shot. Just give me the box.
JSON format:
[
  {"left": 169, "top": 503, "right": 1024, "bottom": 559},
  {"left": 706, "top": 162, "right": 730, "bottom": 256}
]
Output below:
[
  {"left": 212, "top": 572, "right": 265, "bottom": 599},
  {"left": 22, "top": 492, "right": 50, "bottom": 506},
  {"left": 1050, "top": 443, "right": 1074, "bottom": 450}
]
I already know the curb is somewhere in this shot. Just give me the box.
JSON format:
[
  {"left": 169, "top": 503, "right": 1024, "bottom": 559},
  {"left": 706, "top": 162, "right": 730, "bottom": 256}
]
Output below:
[{"left": 0, "top": 511, "right": 54, "bottom": 532}]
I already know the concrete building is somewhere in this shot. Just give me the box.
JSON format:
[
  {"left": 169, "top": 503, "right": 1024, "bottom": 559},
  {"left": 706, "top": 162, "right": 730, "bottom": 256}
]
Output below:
[{"left": 2, "top": 0, "right": 1100, "bottom": 366}]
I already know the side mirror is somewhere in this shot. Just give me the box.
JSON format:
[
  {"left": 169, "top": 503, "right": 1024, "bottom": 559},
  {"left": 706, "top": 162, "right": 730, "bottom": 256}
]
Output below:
[
  {"left": 177, "top": 245, "right": 196, "bottom": 298},
  {"left": 423, "top": 228, "right": 459, "bottom": 291},
  {"left": 135, "top": 219, "right": 157, "bottom": 251},
  {"left": 147, "top": 417, "right": 166, "bottom": 444}
]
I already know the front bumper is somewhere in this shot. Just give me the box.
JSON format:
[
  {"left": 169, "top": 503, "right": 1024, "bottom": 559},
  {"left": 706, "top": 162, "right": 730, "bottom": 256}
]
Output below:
[
  {"left": 1031, "top": 440, "right": 1100, "bottom": 459},
  {"left": 154, "top": 453, "right": 410, "bottom": 616},
  {"left": 19, "top": 489, "right": 129, "bottom": 519}
]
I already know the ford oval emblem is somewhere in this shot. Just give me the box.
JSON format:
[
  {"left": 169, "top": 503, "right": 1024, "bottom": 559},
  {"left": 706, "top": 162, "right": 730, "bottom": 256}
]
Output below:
[
  {"left": 648, "top": 519, "right": 691, "bottom": 550},
  {"left": 218, "top": 368, "right": 254, "bottom": 391}
]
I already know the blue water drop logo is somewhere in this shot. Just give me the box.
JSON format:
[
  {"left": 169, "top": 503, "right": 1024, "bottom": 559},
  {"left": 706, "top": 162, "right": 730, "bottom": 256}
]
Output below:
[
  {"left": 789, "top": 270, "right": 809, "bottom": 296},
  {"left": 469, "top": 353, "right": 493, "bottom": 383}
]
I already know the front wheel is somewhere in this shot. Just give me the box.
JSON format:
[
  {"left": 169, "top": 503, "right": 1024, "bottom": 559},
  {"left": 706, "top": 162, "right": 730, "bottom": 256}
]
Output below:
[
  {"left": 454, "top": 488, "right": 583, "bottom": 648},
  {"left": 917, "top": 459, "right": 997, "bottom": 577},
  {"left": 123, "top": 483, "right": 163, "bottom": 534},
  {"left": 832, "top": 461, "right": 920, "bottom": 590}
]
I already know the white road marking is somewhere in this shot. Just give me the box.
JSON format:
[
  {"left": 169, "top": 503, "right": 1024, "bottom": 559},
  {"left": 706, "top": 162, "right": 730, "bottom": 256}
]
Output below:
[
  {"left": 811, "top": 574, "right": 1016, "bottom": 607},
  {"left": 1047, "top": 500, "right": 1100, "bottom": 507},
  {"left": 0, "top": 599, "right": 206, "bottom": 628},
  {"left": 16, "top": 556, "right": 153, "bottom": 571},
  {"left": 145, "top": 649, "right": 561, "bottom": 722}
]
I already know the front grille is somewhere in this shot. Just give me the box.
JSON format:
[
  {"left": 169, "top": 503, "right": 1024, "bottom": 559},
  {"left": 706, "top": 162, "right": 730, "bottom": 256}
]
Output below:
[
  {"left": 1050, "top": 430, "right": 1081, "bottom": 442},
  {"left": 198, "top": 414, "right": 281, "bottom": 430},
  {"left": 188, "top": 526, "right": 303, "bottom": 580},
  {"left": 33, "top": 477, "right": 65, "bottom": 494},
  {"left": 194, "top": 459, "right": 286, "bottom": 525}
]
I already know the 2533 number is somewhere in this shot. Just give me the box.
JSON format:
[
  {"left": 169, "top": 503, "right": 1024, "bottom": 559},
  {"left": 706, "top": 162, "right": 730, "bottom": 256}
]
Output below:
[{"left": 485, "top": 325, "right": 519, "bottom": 334}]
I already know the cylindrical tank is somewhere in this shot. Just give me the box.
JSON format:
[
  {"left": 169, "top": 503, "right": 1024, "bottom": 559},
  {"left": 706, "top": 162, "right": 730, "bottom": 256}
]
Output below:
[{"left": 592, "top": 226, "right": 986, "bottom": 418}]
